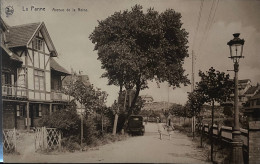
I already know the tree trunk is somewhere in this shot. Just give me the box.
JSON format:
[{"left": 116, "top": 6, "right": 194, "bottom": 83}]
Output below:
[
  {"left": 101, "top": 112, "right": 104, "bottom": 133},
  {"left": 211, "top": 100, "right": 215, "bottom": 162},
  {"left": 121, "top": 90, "right": 128, "bottom": 134},
  {"left": 129, "top": 80, "right": 141, "bottom": 114},
  {"left": 112, "top": 86, "right": 122, "bottom": 135},
  {"left": 200, "top": 124, "right": 203, "bottom": 147}
]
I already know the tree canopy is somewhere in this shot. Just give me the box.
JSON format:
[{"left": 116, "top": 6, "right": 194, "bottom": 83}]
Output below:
[
  {"left": 196, "top": 67, "right": 233, "bottom": 104},
  {"left": 186, "top": 88, "right": 206, "bottom": 117},
  {"left": 90, "top": 4, "right": 190, "bottom": 113}
]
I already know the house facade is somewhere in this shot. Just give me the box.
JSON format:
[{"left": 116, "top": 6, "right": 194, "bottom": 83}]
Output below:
[
  {"left": 1, "top": 18, "right": 70, "bottom": 130},
  {"left": 244, "top": 91, "right": 260, "bottom": 121}
]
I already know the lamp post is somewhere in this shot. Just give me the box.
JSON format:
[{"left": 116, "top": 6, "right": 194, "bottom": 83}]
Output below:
[{"left": 227, "top": 33, "right": 245, "bottom": 164}]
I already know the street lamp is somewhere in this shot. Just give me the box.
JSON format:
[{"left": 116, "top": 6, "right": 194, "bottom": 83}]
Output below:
[{"left": 227, "top": 33, "right": 245, "bottom": 164}]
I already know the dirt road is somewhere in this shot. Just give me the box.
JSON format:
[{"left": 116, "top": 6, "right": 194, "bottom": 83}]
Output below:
[{"left": 4, "top": 123, "right": 210, "bottom": 163}]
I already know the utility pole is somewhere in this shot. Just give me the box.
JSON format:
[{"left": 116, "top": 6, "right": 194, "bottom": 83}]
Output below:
[
  {"left": 79, "top": 70, "right": 83, "bottom": 151},
  {"left": 191, "top": 50, "right": 196, "bottom": 140}
]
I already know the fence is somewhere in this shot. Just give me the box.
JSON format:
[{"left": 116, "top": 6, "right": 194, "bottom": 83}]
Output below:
[
  {"left": 197, "top": 123, "right": 249, "bottom": 162},
  {"left": 35, "top": 127, "right": 61, "bottom": 151},
  {"left": 3, "top": 128, "right": 17, "bottom": 153},
  {"left": 198, "top": 124, "right": 248, "bottom": 146}
]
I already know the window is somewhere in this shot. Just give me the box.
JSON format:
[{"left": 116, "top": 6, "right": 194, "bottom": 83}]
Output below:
[
  {"left": 16, "top": 105, "right": 25, "bottom": 117},
  {"left": 257, "top": 99, "right": 260, "bottom": 105},
  {"left": 2, "top": 72, "right": 12, "bottom": 85},
  {"left": 33, "top": 38, "right": 44, "bottom": 51},
  {"left": 34, "top": 70, "right": 45, "bottom": 91},
  {"left": 17, "top": 68, "right": 26, "bottom": 87},
  {"left": 39, "top": 105, "right": 42, "bottom": 117}
]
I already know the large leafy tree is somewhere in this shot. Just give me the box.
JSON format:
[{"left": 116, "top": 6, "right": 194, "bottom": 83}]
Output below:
[
  {"left": 196, "top": 67, "right": 233, "bottom": 162},
  {"left": 89, "top": 5, "right": 190, "bottom": 117}
]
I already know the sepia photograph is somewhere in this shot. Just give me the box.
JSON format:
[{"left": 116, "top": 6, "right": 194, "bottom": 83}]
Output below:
[{"left": 0, "top": 0, "right": 260, "bottom": 163}]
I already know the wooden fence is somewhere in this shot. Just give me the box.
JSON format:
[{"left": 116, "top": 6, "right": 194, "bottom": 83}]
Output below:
[
  {"left": 197, "top": 123, "right": 249, "bottom": 162},
  {"left": 35, "top": 127, "right": 61, "bottom": 151},
  {"left": 3, "top": 128, "right": 17, "bottom": 153}
]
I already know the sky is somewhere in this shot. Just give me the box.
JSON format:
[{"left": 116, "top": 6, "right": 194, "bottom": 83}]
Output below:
[{"left": 1, "top": 0, "right": 260, "bottom": 106}]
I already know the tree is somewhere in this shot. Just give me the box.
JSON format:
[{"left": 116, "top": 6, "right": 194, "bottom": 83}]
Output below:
[
  {"left": 196, "top": 67, "right": 233, "bottom": 162},
  {"left": 89, "top": 5, "right": 190, "bottom": 132},
  {"left": 187, "top": 89, "right": 207, "bottom": 145},
  {"left": 95, "top": 89, "right": 109, "bottom": 133},
  {"left": 223, "top": 106, "right": 233, "bottom": 118},
  {"left": 186, "top": 89, "right": 206, "bottom": 119},
  {"left": 170, "top": 104, "right": 185, "bottom": 124},
  {"left": 64, "top": 79, "right": 99, "bottom": 113}
]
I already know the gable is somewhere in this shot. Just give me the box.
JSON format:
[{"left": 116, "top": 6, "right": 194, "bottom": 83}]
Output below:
[{"left": 6, "top": 22, "right": 58, "bottom": 57}]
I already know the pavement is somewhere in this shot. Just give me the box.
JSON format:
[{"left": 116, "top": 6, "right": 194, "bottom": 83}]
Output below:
[{"left": 4, "top": 123, "right": 210, "bottom": 163}]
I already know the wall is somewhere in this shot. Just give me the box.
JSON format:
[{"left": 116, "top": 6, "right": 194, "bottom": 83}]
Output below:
[{"left": 249, "top": 121, "right": 260, "bottom": 164}]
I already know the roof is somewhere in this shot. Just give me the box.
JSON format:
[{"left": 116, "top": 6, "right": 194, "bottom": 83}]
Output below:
[
  {"left": 141, "top": 95, "right": 153, "bottom": 99},
  {"left": 50, "top": 58, "right": 70, "bottom": 76},
  {"left": 244, "top": 86, "right": 259, "bottom": 95},
  {"left": 63, "top": 74, "right": 91, "bottom": 86},
  {"left": 6, "top": 22, "right": 41, "bottom": 48},
  {"left": 238, "top": 79, "right": 251, "bottom": 84},
  {"left": 6, "top": 22, "right": 58, "bottom": 57},
  {"left": 0, "top": 17, "right": 8, "bottom": 31},
  {"left": 1, "top": 44, "right": 22, "bottom": 63},
  {"left": 251, "top": 91, "right": 260, "bottom": 100}
]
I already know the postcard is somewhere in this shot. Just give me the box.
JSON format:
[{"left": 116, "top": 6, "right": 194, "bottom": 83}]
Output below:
[{"left": 1, "top": 0, "right": 260, "bottom": 163}]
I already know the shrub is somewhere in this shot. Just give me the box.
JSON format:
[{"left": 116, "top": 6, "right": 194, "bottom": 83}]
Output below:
[
  {"left": 182, "top": 121, "right": 192, "bottom": 128},
  {"left": 61, "top": 136, "right": 81, "bottom": 152},
  {"left": 38, "top": 105, "right": 81, "bottom": 138},
  {"left": 83, "top": 115, "right": 99, "bottom": 145}
]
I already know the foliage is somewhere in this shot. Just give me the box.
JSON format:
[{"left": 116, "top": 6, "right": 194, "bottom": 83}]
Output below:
[
  {"left": 139, "top": 109, "right": 150, "bottom": 117},
  {"left": 223, "top": 106, "right": 233, "bottom": 117},
  {"left": 38, "top": 104, "right": 81, "bottom": 138},
  {"left": 162, "top": 109, "right": 170, "bottom": 121},
  {"left": 186, "top": 89, "right": 206, "bottom": 117},
  {"left": 64, "top": 79, "right": 99, "bottom": 113},
  {"left": 170, "top": 104, "right": 187, "bottom": 118},
  {"left": 117, "top": 89, "right": 144, "bottom": 115},
  {"left": 196, "top": 67, "right": 233, "bottom": 105},
  {"left": 89, "top": 4, "right": 190, "bottom": 115},
  {"left": 196, "top": 67, "right": 233, "bottom": 162},
  {"left": 83, "top": 115, "right": 99, "bottom": 145}
]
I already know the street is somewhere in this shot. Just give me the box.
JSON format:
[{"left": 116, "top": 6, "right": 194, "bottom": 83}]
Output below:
[{"left": 4, "top": 123, "right": 210, "bottom": 163}]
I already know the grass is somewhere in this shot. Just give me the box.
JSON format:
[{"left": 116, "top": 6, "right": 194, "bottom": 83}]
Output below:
[{"left": 60, "top": 133, "right": 129, "bottom": 153}]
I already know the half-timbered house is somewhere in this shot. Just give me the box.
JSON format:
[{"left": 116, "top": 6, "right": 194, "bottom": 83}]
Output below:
[{"left": 1, "top": 18, "right": 70, "bottom": 130}]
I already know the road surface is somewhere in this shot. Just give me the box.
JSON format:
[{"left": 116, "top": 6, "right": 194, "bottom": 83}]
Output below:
[{"left": 4, "top": 123, "right": 210, "bottom": 163}]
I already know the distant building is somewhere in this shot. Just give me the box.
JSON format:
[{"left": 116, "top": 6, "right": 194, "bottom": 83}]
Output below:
[
  {"left": 140, "top": 95, "right": 154, "bottom": 103},
  {"left": 244, "top": 83, "right": 260, "bottom": 103},
  {"left": 224, "top": 79, "right": 252, "bottom": 107},
  {"left": 244, "top": 90, "right": 260, "bottom": 121},
  {"left": 63, "top": 72, "right": 91, "bottom": 88}
]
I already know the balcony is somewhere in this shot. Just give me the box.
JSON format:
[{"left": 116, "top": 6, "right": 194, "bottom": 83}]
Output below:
[
  {"left": 2, "top": 85, "right": 27, "bottom": 98},
  {"left": 51, "top": 90, "right": 70, "bottom": 102}
]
